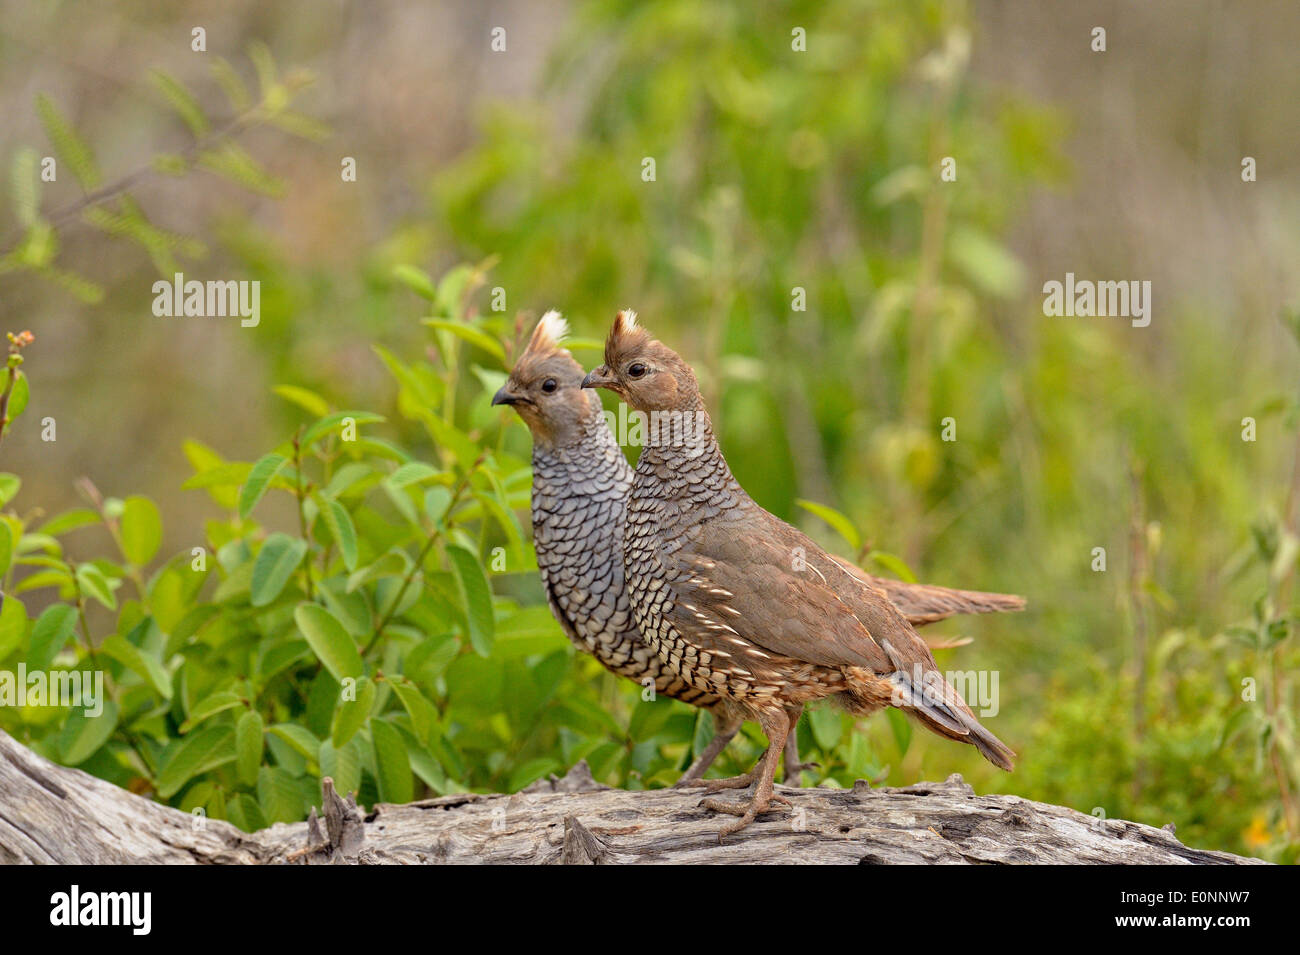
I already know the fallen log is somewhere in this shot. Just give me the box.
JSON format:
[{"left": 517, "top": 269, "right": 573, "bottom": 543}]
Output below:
[{"left": 0, "top": 729, "right": 1265, "bottom": 864}]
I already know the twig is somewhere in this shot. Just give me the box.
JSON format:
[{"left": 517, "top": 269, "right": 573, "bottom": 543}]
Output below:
[
  {"left": 362, "top": 452, "right": 486, "bottom": 656},
  {"left": 0, "top": 331, "right": 35, "bottom": 449},
  {"left": 0, "top": 109, "right": 258, "bottom": 258},
  {"left": 0, "top": 366, "right": 15, "bottom": 450},
  {"left": 291, "top": 429, "right": 315, "bottom": 601}
]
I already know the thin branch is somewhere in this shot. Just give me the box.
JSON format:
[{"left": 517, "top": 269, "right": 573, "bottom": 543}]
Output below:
[
  {"left": 362, "top": 453, "right": 486, "bottom": 656},
  {"left": 0, "top": 366, "right": 15, "bottom": 450},
  {"left": 1, "top": 104, "right": 261, "bottom": 258},
  {"left": 291, "top": 429, "right": 315, "bottom": 602},
  {"left": 0, "top": 331, "right": 34, "bottom": 449}
]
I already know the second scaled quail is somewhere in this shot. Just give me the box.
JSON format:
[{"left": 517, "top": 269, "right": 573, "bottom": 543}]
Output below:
[{"left": 582, "top": 311, "right": 1017, "bottom": 835}]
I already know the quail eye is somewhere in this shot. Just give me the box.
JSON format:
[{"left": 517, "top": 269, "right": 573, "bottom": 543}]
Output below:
[
  {"left": 627, "top": 362, "right": 647, "bottom": 379},
  {"left": 541, "top": 378, "right": 558, "bottom": 394}
]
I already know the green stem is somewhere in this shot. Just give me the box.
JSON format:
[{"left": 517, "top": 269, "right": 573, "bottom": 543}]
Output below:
[
  {"left": 0, "top": 365, "right": 15, "bottom": 449},
  {"left": 362, "top": 453, "right": 485, "bottom": 656},
  {"left": 292, "top": 430, "right": 315, "bottom": 601}
]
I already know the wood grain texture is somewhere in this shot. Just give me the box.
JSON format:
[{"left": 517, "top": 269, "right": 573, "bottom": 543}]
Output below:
[{"left": 0, "top": 730, "right": 1264, "bottom": 865}]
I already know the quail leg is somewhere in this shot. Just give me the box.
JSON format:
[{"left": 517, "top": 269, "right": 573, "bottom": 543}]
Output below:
[
  {"left": 674, "top": 711, "right": 744, "bottom": 788},
  {"left": 781, "top": 704, "right": 819, "bottom": 787},
  {"left": 699, "top": 706, "right": 792, "bottom": 839}
]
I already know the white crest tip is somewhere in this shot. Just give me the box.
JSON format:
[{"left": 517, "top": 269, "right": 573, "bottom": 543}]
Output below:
[{"left": 529, "top": 310, "right": 568, "bottom": 351}]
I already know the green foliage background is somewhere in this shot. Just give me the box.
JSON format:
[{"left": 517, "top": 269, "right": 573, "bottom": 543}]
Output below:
[{"left": 0, "top": 0, "right": 1297, "bottom": 860}]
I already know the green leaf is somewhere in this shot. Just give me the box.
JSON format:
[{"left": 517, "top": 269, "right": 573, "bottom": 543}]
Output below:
[
  {"left": 156, "top": 725, "right": 235, "bottom": 798},
  {"left": 422, "top": 414, "right": 478, "bottom": 468},
  {"left": 198, "top": 141, "right": 285, "bottom": 197},
  {"left": 151, "top": 70, "right": 209, "bottom": 136},
  {"left": 0, "top": 594, "right": 27, "bottom": 660},
  {"left": 235, "top": 709, "right": 263, "bottom": 786},
  {"left": 75, "top": 562, "right": 118, "bottom": 610},
  {"left": 180, "top": 689, "right": 243, "bottom": 733},
  {"left": 392, "top": 264, "right": 437, "bottom": 300},
  {"left": 257, "top": 766, "right": 304, "bottom": 824},
  {"left": 264, "top": 110, "right": 331, "bottom": 142},
  {"left": 273, "top": 384, "right": 330, "bottom": 417},
  {"left": 239, "top": 453, "right": 288, "bottom": 519},
  {"left": 151, "top": 152, "right": 191, "bottom": 176},
  {"left": 210, "top": 56, "right": 252, "bottom": 112},
  {"left": 423, "top": 486, "right": 453, "bottom": 526},
  {"left": 508, "top": 757, "right": 562, "bottom": 793},
  {"left": 0, "top": 521, "right": 12, "bottom": 579},
  {"left": 59, "top": 701, "right": 119, "bottom": 765},
  {"left": 322, "top": 462, "right": 373, "bottom": 500},
  {"left": 373, "top": 343, "right": 442, "bottom": 409},
  {"left": 100, "top": 634, "right": 171, "bottom": 699},
  {"left": 391, "top": 679, "right": 438, "bottom": 747},
  {"left": 795, "top": 499, "right": 861, "bottom": 553},
  {"left": 250, "top": 533, "right": 308, "bottom": 607},
  {"left": 255, "top": 638, "right": 311, "bottom": 684},
  {"left": 268, "top": 723, "right": 320, "bottom": 761},
  {"left": 867, "top": 550, "right": 918, "bottom": 584},
  {"left": 36, "top": 266, "right": 104, "bottom": 304},
  {"left": 5, "top": 371, "right": 30, "bottom": 426},
  {"left": 422, "top": 318, "right": 506, "bottom": 364},
  {"left": 318, "top": 497, "right": 359, "bottom": 572},
  {"left": 446, "top": 544, "right": 495, "bottom": 656},
  {"left": 294, "top": 602, "right": 363, "bottom": 682},
  {"left": 36, "top": 508, "right": 101, "bottom": 537},
  {"left": 13, "top": 569, "right": 72, "bottom": 595},
  {"left": 183, "top": 460, "right": 253, "bottom": 491},
  {"left": 318, "top": 578, "right": 370, "bottom": 637},
  {"left": 35, "top": 94, "right": 101, "bottom": 188},
  {"left": 406, "top": 634, "right": 460, "bottom": 684},
  {"left": 301, "top": 411, "right": 385, "bottom": 447},
  {"left": 370, "top": 718, "right": 413, "bottom": 804},
  {"left": 948, "top": 225, "right": 1026, "bottom": 299},
  {"left": 434, "top": 263, "right": 481, "bottom": 316},
  {"left": 10, "top": 147, "right": 39, "bottom": 227},
  {"left": 388, "top": 461, "right": 441, "bottom": 488},
  {"left": 331, "top": 675, "right": 374, "bottom": 747},
  {"left": 319, "top": 739, "right": 361, "bottom": 798},
  {"left": 0, "top": 473, "right": 20, "bottom": 508},
  {"left": 228, "top": 794, "right": 267, "bottom": 833},
  {"left": 120, "top": 495, "right": 163, "bottom": 566},
  {"left": 26, "top": 603, "right": 77, "bottom": 671},
  {"left": 346, "top": 550, "right": 410, "bottom": 592},
  {"left": 248, "top": 40, "right": 280, "bottom": 99},
  {"left": 380, "top": 478, "right": 419, "bottom": 525}
]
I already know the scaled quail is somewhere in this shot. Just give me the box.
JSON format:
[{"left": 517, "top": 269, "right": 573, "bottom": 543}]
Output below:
[{"left": 583, "top": 310, "right": 1017, "bottom": 835}]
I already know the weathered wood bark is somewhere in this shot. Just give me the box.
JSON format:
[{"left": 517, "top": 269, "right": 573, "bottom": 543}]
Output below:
[{"left": 0, "top": 730, "right": 1265, "bottom": 864}]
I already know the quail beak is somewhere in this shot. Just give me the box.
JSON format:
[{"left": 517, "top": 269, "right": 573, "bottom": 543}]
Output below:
[
  {"left": 491, "top": 385, "right": 522, "bottom": 406},
  {"left": 581, "top": 366, "right": 615, "bottom": 390}
]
